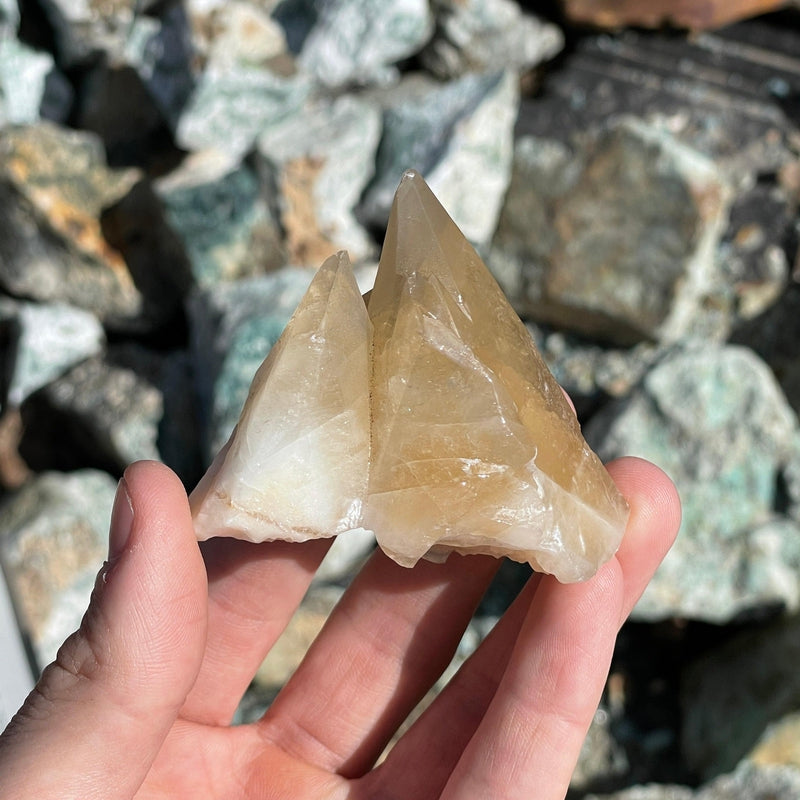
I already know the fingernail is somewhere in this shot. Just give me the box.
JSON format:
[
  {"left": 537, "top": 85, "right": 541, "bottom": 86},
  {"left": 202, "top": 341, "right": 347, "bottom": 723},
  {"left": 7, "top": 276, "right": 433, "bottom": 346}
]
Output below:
[{"left": 109, "top": 477, "right": 134, "bottom": 561}]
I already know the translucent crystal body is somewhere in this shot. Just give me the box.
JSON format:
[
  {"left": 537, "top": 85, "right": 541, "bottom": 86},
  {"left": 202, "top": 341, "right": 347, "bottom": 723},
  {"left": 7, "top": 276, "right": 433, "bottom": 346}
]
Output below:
[
  {"left": 364, "top": 170, "right": 629, "bottom": 581},
  {"left": 191, "top": 172, "right": 629, "bottom": 582},
  {"left": 190, "top": 251, "right": 371, "bottom": 542}
]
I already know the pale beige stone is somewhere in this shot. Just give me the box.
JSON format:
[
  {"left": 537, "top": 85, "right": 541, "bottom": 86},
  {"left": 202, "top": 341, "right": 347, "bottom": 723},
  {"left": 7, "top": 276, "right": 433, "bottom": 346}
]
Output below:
[
  {"left": 190, "top": 251, "right": 371, "bottom": 543},
  {"left": 364, "top": 170, "right": 629, "bottom": 581}
]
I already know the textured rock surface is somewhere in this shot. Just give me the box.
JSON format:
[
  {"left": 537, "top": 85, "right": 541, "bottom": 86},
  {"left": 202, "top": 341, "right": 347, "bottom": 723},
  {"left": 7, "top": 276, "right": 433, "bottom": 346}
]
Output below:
[
  {"left": 191, "top": 252, "right": 371, "bottom": 543},
  {"left": 586, "top": 762, "right": 800, "bottom": 799},
  {"left": 176, "top": 66, "right": 311, "bottom": 158},
  {"left": 156, "top": 149, "right": 285, "bottom": 287},
  {"left": 587, "top": 344, "right": 800, "bottom": 621},
  {"left": 0, "top": 469, "right": 115, "bottom": 668},
  {"left": 0, "top": 298, "right": 105, "bottom": 407},
  {"left": 284, "top": 0, "right": 434, "bottom": 88},
  {"left": 0, "top": 123, "right": 143, "bottom": 326},
  {"left": 491, "top": 119, "right": 732, "bottom": 344},
  {"left": 362, "top": 70, "right": 518, "bottom": 246},
  {"left": 421, "top": 0, "right": 563, "bottom": 79},
  {"left": 0, "top": 37, "right": 69, "bottom": 126},
  {"left": 191, "top": 1, "right": 287, "bottom": 72},
  {"left": 19, "top": 348, "right": 164, "bottom": 475},
  {"left": 365, "top": 171, "right": 628, "bottom": 579},
  {"left": 257, "top": 94, "right": 381, "bottom": 263},
  {"left": 3, "top": 7, "right": 800, "bottom": 794}
]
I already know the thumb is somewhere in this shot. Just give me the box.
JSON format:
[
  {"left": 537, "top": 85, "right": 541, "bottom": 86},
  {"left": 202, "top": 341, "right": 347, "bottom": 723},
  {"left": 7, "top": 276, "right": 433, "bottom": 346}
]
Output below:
[{"left": 0, "top": 461, "right": 208, "bottom": 800}]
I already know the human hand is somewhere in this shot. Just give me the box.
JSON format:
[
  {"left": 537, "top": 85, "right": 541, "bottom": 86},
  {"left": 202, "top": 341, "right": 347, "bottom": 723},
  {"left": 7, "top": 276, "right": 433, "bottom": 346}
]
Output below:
[{"left": 0, "top": 457, "right": 679, "bottom": 800}]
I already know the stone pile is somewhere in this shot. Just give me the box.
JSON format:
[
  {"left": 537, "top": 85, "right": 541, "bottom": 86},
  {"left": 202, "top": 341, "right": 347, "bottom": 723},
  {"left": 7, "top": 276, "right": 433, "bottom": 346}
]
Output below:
[{"left": 1, "top": 1, "right": 800, "bottom": 796}]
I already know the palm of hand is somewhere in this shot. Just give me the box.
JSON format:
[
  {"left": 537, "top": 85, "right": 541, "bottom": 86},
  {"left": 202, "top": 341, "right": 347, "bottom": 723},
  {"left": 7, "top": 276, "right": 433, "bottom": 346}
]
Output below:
[{"left": 0, "top": 459, "right": 678, "bottom": 800}]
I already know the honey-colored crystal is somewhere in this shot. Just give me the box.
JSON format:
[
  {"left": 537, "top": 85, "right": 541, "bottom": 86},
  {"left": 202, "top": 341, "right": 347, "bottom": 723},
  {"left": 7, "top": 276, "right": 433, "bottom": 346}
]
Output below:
[
  {"left": 192, "top": 172, "right": 629, "bottom": 582},
  {"left": 364, "top": 170, "right": 629, "bottom": 581},
  {"left": 190, "top": 251, "right": 371, "bottom": 542}
]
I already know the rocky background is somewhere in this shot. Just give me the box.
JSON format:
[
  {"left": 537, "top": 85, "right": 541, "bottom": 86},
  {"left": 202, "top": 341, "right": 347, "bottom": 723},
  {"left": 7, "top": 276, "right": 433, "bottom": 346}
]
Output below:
[{"left": 1, "top": 0, "right": 800, "bottom": 796}]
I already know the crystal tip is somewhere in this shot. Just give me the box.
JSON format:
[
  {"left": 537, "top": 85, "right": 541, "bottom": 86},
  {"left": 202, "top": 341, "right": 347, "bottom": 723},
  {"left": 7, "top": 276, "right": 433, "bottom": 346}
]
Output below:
[{"left": 401, "top": 168, "right": 421, "bottom": 183}]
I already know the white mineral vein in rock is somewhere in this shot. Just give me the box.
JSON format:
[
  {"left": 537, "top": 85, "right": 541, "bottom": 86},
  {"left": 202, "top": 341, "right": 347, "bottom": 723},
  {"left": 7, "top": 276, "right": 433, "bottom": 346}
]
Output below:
[
  {"left": 190, "top": 251, "right": 371, "bottom": 542},
  {"left": 192, "top": 171, "right": 629, "bottom": 581}
]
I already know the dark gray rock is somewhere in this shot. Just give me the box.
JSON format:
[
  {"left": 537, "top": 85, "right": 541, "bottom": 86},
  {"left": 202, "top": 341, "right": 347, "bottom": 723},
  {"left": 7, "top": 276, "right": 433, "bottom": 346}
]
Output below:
[
  {"left": 571, "top": 705, "right": 631, "bottom": 793},
  {"left": 586, "top": 763, "right": 800, "bottom": 800},
  {"left": 71, "top": 6, "right": 193, "bottom": 164},
  {"left": 156, "top": 149, "right": 285, "bottom": 287},
  {"left": 75, "top": 63, "right": 170, "bottom": 167},
  {"left": 516, "top": 28, "right": 799, "bottom": 188},
  {"left": 420, "top": 0, "right": 563, "bottom": 80},
  {"left": 0, "top": 469, "right": 116, "bottom": 668},
  {"left": 681, "top": 614, "right": 800, "bottom": 781},
  {"left": 0, "top": 298, "right": 104, "bottom": 407},
  {"left": 489, "top": 119, "right": 733, "bottom": 344},
  {"left": 717, "top": 183, "right": 794, "bottom": 323},
  {"left": 124, "top": 5, "right": 195, "bottom": 129},
  {"left": 732, "top": 284, "right": 800, "bottom": 419},
  {"left": 361, "top": 70, "right": 518, "bottom": 245},
  {"left": 19, "top": 348, "right": 163, "bottom": 475},
  {"left": 17, "top": 342, "right": 202, "bottom": 485},
  {"left": 586, "top": 344, "right": 800, "bottom": 622}
]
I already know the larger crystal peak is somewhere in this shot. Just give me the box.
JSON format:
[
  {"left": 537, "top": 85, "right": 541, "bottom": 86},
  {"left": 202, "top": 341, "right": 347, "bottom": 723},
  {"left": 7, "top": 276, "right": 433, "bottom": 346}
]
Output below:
[
  {"left": 191, "top": 171, "right": 629, "bottom": 582},
  {"left": 364, "top": 169, "right": 629, "bottom": 581}
]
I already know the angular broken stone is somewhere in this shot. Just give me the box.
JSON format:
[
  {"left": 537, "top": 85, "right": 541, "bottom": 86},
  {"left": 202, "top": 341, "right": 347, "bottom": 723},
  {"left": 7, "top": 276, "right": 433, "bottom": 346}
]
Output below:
[
  {"left": 193, "top": 172, "right": 629, "bottom": 581},
  {"left": 364, "top": 170, "right": 628, "bottom": 581},
  {"left": 191, "top": 251, "right": 372, "bottom": 543}
]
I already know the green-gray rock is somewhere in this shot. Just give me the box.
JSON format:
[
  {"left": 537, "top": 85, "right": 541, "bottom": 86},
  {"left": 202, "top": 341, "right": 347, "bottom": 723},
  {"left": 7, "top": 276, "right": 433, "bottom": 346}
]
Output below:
[
  {"left": 0, "top": 298, "right": 104, "bottom": 407},
  {"left": 420, "top": 0, "right": 563, "bottom": 80},
  {"left": 586, "top": 344, "right": 800, "bottom": 622},
  {"left": 257, "top": 94, "right": 381, "bottom": 263},
  {"left": 175, "top": 65, "right": 311, "bottom": 158},
  {"left": 288, "top": 0, "right": 434, "bottom": 88},
  {"left": 0, "top": 470, "right": 116, "bottom": 668},
  {"left": 490, "top": 118, "right": 733, "bottom": 344},
  {"left": 361, "top": 70, "right": 518, "bottom": 245},
  {"left": 156, "top": 150, "right": 285, "bottom": 288}
]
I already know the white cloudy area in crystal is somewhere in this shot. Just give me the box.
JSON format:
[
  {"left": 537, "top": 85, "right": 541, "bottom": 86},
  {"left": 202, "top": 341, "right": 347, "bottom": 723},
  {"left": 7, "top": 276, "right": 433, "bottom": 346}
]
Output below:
[
  {"left": 190, "top": 251, "right": 371, "bottom": 543},
  {"left": 191, "top": 171, "right": 629, "bottom": 582}
]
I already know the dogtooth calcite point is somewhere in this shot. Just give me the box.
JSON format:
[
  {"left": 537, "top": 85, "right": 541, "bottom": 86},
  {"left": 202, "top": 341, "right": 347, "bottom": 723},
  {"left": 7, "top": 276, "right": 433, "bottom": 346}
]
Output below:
[
  {"left": 191, "top": 170, "right": 630, "bottom": 582},
  {"left": 190, "top": 250, "right": 371, "bottom": 543}
]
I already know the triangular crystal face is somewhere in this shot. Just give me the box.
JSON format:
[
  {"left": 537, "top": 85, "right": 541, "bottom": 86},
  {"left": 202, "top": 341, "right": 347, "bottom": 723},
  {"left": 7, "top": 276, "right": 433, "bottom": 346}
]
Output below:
[
  {"left": 191, "top": 251, "right": 371, "bottom": 542},
  {"left": 364, "top": 170, "right": 629, "bottom": 581}
]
